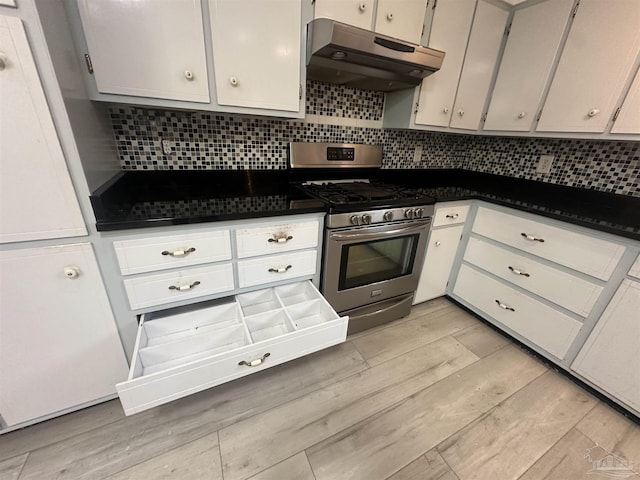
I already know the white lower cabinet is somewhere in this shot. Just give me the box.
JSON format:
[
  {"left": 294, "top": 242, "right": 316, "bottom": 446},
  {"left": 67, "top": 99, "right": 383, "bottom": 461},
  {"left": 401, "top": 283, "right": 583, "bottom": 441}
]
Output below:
[
  {"left": 237, "top": 250, "right": 318, "bottom": 289},
  {"left": 453, "top": 264, "right": 582, "bottom": 359},
  {"left": 414, "top": 225, "right": 464, "bottom": 304},
  {"left": 0, "top": 244, "right": 129, "bottom": 427},
  {"left": 116, "top": 281, "right": 347, "bottom": 415},
  {"left": 572, "top": 279, "right": 640, "bottom": 413}
]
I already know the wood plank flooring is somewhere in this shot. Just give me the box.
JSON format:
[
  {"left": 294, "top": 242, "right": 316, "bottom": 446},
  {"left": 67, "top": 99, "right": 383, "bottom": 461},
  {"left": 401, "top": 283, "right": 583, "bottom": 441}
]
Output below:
[{"left": 1, "top": 297, "right": 639, "bottom": 480}]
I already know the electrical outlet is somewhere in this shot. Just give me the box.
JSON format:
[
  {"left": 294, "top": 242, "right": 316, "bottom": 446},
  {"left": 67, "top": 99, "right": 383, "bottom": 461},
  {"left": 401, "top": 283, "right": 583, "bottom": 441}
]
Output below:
[
  {"left": 161, "top": 139, "right": 173, "bottom": 155},
  {"left": 413, "top": 146, "right": 423, "bottom": 164},
  {"left": 536, "top": 154, "right": 554, "bottom": 174}
]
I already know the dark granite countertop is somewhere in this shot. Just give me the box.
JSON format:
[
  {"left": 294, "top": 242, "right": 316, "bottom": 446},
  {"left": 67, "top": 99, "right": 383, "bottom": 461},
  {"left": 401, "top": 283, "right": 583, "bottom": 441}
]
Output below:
[{"left": 90, "top": 169, "right": 640, "bottom": 241}]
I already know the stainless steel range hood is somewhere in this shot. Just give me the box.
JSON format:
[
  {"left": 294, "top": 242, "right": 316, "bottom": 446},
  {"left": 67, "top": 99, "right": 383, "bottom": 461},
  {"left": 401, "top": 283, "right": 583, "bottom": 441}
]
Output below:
[{"left": 306, "top": 18, "right": 445, "bottom": 92}]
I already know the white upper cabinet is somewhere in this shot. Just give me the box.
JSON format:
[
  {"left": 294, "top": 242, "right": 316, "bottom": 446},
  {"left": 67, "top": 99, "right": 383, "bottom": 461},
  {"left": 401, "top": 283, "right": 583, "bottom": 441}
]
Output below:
[
  {"left": 209, "top": 0, "right": 301, "bottom": 112},
  {"left": 414, "top": 0, "right": 477, "bottom": 127},
  {"left": 449, "top": 0, "right": 509, "bottom": 130},
  {"left": 0, "top": 15, "right": 86, "bottom": 244},
  {"left": 484, "top": 0, "right": 573, "bottom": 131},
  {"left": 537, "top": 0, "right": 640, "bottom": 133},
  {"left": 314, "top": 0, "right": 375, "bottom": 30},
  {"left": 77, "top": 0, "right": 210, "bottom": 103},
  {"left": 313, "top": 0, "right": 427, "bottom": 44},
  {"left": 374, "top": 0, "right": 428, "bottom": 44},
  {"left": 611, "top": 67, "right": 640, "bottom": 134}
]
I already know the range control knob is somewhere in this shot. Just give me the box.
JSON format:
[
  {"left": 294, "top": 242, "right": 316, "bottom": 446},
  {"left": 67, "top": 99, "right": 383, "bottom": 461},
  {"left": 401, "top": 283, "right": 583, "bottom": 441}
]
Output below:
[
  {"left": 415, "top": 208, "right": 424, "bottom": 218},
  {"left": 404, "top": 209, "right": 415, "bottom": 219},
  {"left": 383, "top": 211, "right": 394, "bottom": 222},
  {"left": 350, "top": 215, "right": 360, "bottom": 225},
  {"left": 361, "top": 213, "right": 372, "bottom": 225}
]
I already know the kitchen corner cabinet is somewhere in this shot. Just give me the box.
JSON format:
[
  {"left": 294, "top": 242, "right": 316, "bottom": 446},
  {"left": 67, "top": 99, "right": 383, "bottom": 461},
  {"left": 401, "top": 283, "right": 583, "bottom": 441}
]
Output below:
[
  {"left": 414, "top": 202, "right": 468, "bottom": 304},
  {"left": 483, "top": 0, "right": 573, "bottom": 132},
  {"left": 572, "top": 279, "right": 640, "bottom": 413},
  {"left": 537, "top": 0, "right": 640, "bottom": 133},
  {"left": 0, "top": 15, "right": 86, "bottom": 243},
  {"left": 313, "top": 0, "right": 427, "bottom": 45},
  {"left": 209, "top": 0, "right": 301, "bottom": 112},
  {"left": 72, "top": 0, "right": 305, "bottom": 117},
  {"left": 0, "top": 244, "right": 129, "bottom": 428}
]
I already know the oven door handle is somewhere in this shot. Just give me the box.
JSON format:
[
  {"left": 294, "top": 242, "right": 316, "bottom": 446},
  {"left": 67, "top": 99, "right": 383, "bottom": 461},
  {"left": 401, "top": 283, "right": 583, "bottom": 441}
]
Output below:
[{"left": 329, "top": 222, "right": 429, "bottom": 242}]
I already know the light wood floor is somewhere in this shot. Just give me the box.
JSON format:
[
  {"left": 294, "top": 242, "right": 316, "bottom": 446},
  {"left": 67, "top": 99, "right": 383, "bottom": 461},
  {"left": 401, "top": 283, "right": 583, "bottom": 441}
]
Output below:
[{"left": 1, "top": 298, "right": 639, "bottom": 480}]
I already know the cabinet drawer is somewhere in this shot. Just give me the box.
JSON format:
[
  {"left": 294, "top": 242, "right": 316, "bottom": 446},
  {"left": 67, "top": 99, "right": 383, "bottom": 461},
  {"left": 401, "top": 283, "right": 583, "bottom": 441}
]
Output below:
[
  {"left": 464, "top": 237, "right": 603, "bottom": 317},
  {"left": 124, "top": 263, "right": 234, "bottom": 310},
  {"left": 114, "top": 230, "right": 232, "bottom": 275},
  {"left": 472, "top": 207, "right": 625, "bottom": 280},
  {"left": 453, "top": 264, "right": 581, "bottom": 359},
  {"left": 433, "top": 204, "right": 470, "bottom": 227},
  {"left": 116, "top": 281, "right": 348, "bottom": 415},
  {"left": 235, "top": 220, "right": 319, "bottom": 258},
  {"left": 237, "top": 250, "right": 318, "bottom": 289}
]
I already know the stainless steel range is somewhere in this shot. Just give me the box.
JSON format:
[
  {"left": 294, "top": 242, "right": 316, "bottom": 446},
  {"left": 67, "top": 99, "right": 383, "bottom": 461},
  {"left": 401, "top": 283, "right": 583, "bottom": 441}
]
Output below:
[{"left": 290, "top": 142, "right": 435, "bottom": 334}]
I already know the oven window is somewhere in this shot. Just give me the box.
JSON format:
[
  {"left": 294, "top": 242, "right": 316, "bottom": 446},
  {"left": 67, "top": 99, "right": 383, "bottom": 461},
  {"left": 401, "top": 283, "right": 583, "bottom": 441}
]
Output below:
[{"left": 338, "top": 234, "right": 419, "bottom": 290}]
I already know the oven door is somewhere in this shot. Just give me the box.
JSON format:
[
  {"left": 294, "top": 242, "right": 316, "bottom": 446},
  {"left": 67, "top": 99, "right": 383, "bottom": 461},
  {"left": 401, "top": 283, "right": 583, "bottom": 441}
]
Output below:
[{"left": 322, "top": 219, "right": 431, "bottom": 313}]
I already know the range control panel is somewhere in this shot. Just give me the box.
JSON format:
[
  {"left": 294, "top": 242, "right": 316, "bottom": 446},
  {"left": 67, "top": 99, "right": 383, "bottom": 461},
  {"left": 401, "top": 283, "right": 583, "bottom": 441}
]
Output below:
[{"left": 326, "top": 147, "right": 355, "bottom": 161}]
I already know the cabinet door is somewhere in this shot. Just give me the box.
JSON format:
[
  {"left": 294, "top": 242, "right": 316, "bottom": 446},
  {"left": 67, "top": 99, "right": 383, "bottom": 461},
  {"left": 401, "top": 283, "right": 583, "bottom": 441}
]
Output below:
[
  {"left": 572, "top": 280, "right": 640, "bottom": 412},
  {"left": 449, "top": 0, "right": 509, "bottom": 130},
  {"left": 0, "top": 244, "right": 129, "bottom": 427},
  {"left": 0, "top": 16, "right": 86, "bottom": 244},
  {"left": 209, "top": 0, "right": 301, "bottom": 112},
  {"left": 415, "top": 0, "right": 476, "bottom": 127},
  {"left": 414, "top": 225, "right": 464, "bottom": 304},
  {"left": 374, "top": 0, "right": 427, "bottom": 44},
  {"left": 537, "top": 0, "right": 640, "bottom": 132},
  {"left": 77, "top": 0, "right": 210, "bottom": 103},
  {"left": 484, "top": 0, "right": 573, "bottom": 131},
  {"left": 611, "top": 67, "right": 640, "bottom": 134},
  {"left": 314, "top": 0, "right": 374, "bottom": 30}
]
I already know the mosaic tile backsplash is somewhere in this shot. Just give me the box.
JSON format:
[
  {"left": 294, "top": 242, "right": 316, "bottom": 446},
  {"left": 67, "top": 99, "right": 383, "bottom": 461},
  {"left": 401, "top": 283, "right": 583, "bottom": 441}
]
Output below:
[{"left": 110, "top": 80, "right": 639, "bottom": 197}]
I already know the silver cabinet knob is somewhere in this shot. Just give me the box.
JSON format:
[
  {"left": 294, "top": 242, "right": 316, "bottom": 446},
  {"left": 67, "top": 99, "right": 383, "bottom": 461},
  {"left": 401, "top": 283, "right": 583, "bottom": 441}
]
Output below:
[{"left": 184, "top": 70, "right": 194, "bottom": 80}]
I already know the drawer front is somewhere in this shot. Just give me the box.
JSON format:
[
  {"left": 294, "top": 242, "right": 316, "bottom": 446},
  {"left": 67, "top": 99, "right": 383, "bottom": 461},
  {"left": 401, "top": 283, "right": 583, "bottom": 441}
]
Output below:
[
  {"left": 116, "top": 281, "right": 347, "bottom": 415},
  {"left": 464, "top": 237, "right": 603, "bottom": 317},
  {"left": 114, "top": 230, "right": 232, "bottom": 275},
  {"left": 453, "top": 264, "right": 581, "bottom": 359},
  {"left": 124, "top": 263, "right": 235, "bottom": 310},
  {"left": 433, "top": 203, "right": 470, "bottom": 227},
  {"left": 235, "top": 220, "right": 319, "bottom": 258},
  {"left": 629, "top": 255, "right": 640, "bottom": 280},
  {"left": 237, "top": 250, "right": 318, "bottom": 288},
  {"left": 472, "top": 207, "right": 625, "bottom": 280},
  {"left": 117, "top": 321, "right": 346, "bottom": 415}
]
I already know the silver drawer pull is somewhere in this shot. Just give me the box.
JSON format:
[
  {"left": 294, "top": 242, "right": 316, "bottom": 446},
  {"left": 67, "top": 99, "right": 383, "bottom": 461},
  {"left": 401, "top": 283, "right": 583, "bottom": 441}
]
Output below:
[
  {"left": 508, "top": 266, "right": 530, "bottom": 277},
  {"left": 238, "top": 352, "right": 270, "bottom": 367},
  {"left": 445, "top": 213, "right": 459, "bottom": 219},
  {"left": 168, "top": 281, "right": 200, "bottom": 291},
  {"left": 162, "top": 247, "right": 196, "bottom": 257},
  {"left": 268, "top": 235, "right": 293, "bottom": 243},
  {"left": 521, "top": 233, "right": 544, "bottom": 243},
  {"left": 268, "top": 265, "right": 292, "bottom": 273},
  {"left": 495, "top": 299, "right": 515, "bottom": 312}
]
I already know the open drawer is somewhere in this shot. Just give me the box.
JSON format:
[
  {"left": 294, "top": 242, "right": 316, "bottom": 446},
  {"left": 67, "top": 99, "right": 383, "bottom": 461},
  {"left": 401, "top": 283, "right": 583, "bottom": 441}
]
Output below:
[{"left": 116, "top": 281, "right": 348, "bottom": 415}]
